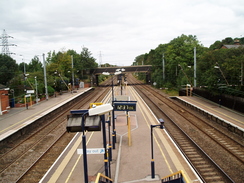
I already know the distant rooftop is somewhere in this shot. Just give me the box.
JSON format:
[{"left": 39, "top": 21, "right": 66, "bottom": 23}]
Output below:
[
  {"left": 222, "top": 39, "right": 244, "bottom": 49},
  {"left": 222, "top": 45, "right": 244, "bottom": 49}
]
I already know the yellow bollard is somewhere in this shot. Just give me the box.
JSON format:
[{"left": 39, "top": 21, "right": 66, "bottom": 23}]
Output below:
[{"left": 127, "top": 112, "right": 132, "bottom": 146}]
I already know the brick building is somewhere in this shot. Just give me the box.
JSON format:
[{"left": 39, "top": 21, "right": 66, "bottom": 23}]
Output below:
[{"left": 0, "top": 84, "right": 10, "bottom": 115}]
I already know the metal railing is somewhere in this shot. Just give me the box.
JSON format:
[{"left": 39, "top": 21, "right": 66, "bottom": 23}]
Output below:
[
  {"left": 95, "top": 173, "right": 113, "bottom": 183},
  {"left": 161, "top": 170, "right": 189, "bottom": 183}
]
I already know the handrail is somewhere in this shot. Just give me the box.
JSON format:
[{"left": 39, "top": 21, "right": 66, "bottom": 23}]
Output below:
[
  {"left": 95, "top": 173, "right": 113, "bottom": 183},
  {"left": 161, "top": 170, "right": 190, "bottom": 183}
]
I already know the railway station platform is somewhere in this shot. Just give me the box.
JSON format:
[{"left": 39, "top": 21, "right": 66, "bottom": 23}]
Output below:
[
  {"left": 175, "top": 96, "right": 244, "bottom": 134},
  {"left": 40, "top": 86, "right": 201, "bottom": 183},
  {"left": 2, "top": 85, "right": 243, "bottom": 182},
  {"left": 0, "top": 88, "right": 92, "bottom": 140}
]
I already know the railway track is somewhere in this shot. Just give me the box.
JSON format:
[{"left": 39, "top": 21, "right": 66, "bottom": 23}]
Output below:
[
  {"left": 127, "top": 74, "right": 243, "bottom": 183},
  {"left": 1, "top": 73, "right": 243, "bottom": 182},
  {"left": 0, "top": 87, "right": 110, "bottom": 183}
]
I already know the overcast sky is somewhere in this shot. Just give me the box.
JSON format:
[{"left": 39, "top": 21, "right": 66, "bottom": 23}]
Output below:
[{"left": 1, "top": 0, "right": 244, "bottom": 66}]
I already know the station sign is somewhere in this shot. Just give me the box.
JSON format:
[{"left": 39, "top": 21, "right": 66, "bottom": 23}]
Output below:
[
  {"left": 77, "top": 148, "right": 105, "bottom": 154},
  {"left": 26, "top": 90, "right": 35, "bottom": 94},
  {"left": 113, "top": 101, "right": 137, "bottom": 111}
]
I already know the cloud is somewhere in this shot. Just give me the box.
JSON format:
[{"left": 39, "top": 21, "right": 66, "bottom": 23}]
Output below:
[{"left": 1, "top": 0, "right": 244, "bottom": 65}]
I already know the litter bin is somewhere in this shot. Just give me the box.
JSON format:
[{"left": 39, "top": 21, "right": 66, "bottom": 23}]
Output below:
[{"left": 10, "top": 98, "right": 15, "bottom": 108}]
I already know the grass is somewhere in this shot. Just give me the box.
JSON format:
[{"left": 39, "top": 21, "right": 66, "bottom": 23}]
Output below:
[{"left": 161, "top": 89, "right": 179, "bottom": 96}]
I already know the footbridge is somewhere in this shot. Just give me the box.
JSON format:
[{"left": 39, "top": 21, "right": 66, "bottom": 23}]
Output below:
[
  {"left": 90, "top": 65, "right": 152, "bottom": 86},
  {"left": 91, "top": 65, "right": 151, "bottom": 75}
]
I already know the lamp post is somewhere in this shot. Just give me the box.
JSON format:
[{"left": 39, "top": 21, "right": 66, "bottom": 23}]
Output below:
[
  {"left": 34, "top": 76, "right": 38, "bottom": 104},
  {"left": 116, "top": 68, "right": 125, "bottom": 95},
  {"left": 89, "top": 104, "right": 113, "bottom": 180},
  {"left": 101, "top": 114, "right": 109, "bottom": 177},
  {"left": 42, "top": 54, "right": 49, "bottom": 100},
  {"left": 102, "top": 71, "right": 121, "bottom": 149},
  {"left": 68, "top": 70, "right": 72, "bottom": 92},
  {"left": 80, "top": 112, "right": 108, "bottom": 183},
  {"left": 107, "top": 112, "right": 112, "bottom": 162},
  {"left": 178, "top": 64, "right": 192, "bottom": 86},
  {"left": 54, "top": 71, "right": 57, "bottom": 96},
  {"left": 19, "top": 55, "right": 26, "bottom": 75},
  {"left": 178, "top": 64, "right": 193, "bottom": 96},
  {"left": 71, "top": 55, "right": 75, "bottom": 91},
  {"left": 81, "top": 111, "right": 89, "bottom": 183},
  {"left": 241, "top": 61, "right": 243, "bottom": 86},
  {"left": 214, "top": 62, "right": 229, "bottom": 86},
  {"left": 23, "top": 73, "right": 29, "bottom": 109},
  {"left": 21, "top": 55, "right": 27, "bottom": 96},
  {"left": 150, "top": 119, "right": 164, "bottom": 179},
  {"left": 214, "top": 63, "right": 228, "bottom": 107}
]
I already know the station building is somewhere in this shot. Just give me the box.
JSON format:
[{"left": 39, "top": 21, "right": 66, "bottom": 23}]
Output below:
[{"left": 0, "top": 84, "right": 10, "bottom": 115}]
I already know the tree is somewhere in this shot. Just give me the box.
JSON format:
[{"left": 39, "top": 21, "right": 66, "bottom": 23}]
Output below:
[
  {"left": 222, "top": 37, "right": 234, "bottom": 45},
  {"left": 141, "top": 34, "right": 206, "bottom": 88},
  {"left": 44, "top": 47, "right": 98, "bottom": 90},
  {"left": 197, "top": 47, "right": 244, "bottom": 90},
  {"left": 0, "top": 54, "right": 18, "bottom": 85},
  {"left": 80, "top": 47, "right": 98, "bottom": 69},
  {"left": 46, "top": 51, "right": 72, "bottom": 76},
  {"left": 28, "top": 56, "right": 43, "bottom": 72},
  {"left": 75, "top": 47, "right": 98, "bottom": 79},
  {"left": 209, "top": 40, "right": 222, "bottom": 50},
  {"left": 134, "top": 54, "right": 145, "bottom": 65}
]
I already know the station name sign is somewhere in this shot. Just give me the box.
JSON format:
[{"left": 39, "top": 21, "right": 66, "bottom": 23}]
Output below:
[
  {"left": 77, "top": 148, "right": 105, "bottom": 154},
  {"left": 113, "top": 101, "right": 137, "bottom": 111}
]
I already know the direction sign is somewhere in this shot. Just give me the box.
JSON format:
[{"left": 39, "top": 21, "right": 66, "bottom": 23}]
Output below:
[{"left": 77, "top": 148, "right": 105, "bottom": 155}]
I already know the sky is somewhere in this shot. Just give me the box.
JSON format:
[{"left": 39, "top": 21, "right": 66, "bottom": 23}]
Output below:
[{"left": 1, "top": 0, "right": 244, "bottom": 66}]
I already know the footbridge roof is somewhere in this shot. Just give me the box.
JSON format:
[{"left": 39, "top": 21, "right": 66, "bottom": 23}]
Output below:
[{"left": 91, "top": 65, "right": 152, "bottom": 75}]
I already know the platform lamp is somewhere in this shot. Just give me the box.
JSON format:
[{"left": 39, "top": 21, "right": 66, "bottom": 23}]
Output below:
[
  {"left": 102, "top": 71, "right": 121, "bottom": 149},
  {"left": 116, "top": 68, "right": 125, "bottom": 95},
  {"left": 214, "top": 63, "right": 229, "bottom": 107},
  {"left": 89, "top": 104, "right": 113, "bottom": 179},
  {"left": 66, "top": 104, "right": 113, "bottom": 183},
  {"left": 150, "top": 119, "right": 164, "bottom": 179},
  {"left": 214, "top": 62, "right": 229, "bottom": 86}
]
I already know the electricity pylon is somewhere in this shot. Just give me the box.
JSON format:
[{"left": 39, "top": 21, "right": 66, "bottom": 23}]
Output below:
[{"left": 0, "top": 29, "right": 16, "bottom": 56}]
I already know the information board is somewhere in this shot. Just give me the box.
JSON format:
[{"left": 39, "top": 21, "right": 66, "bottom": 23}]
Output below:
[{"left": 114, "top": 102, "right": 136, "bottom": 111}]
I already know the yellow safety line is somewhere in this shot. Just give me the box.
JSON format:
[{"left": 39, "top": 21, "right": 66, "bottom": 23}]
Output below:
[
  {"left": 65, "top": 132, "right": 94, "bottom": 183},
  {"left": 129, "top": 87, "right": 198, "bottom": 182},
  {"left": 46, "top": 132, "right": 94, "bottom": 183},
  {"left": 137, "top": 100, "right": 174, "bottom": 174},
  {"left": 130, "top": 87, "right": 174, "bottom": 174},
  {"left": 153, "top": 131, "right": 174, "bottom": 174},
  {"left": 186, "top": 97, "right": 243, "bottom": 124}
]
